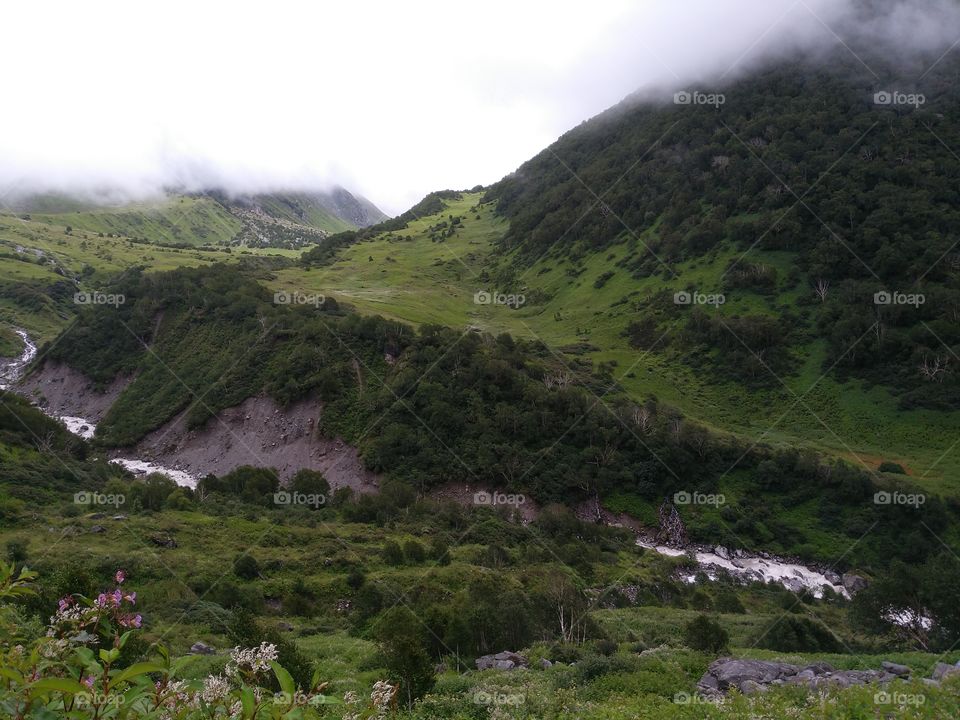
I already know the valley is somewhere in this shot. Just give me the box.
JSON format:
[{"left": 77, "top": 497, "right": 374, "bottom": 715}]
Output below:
[{"left": 2, "top": 5, "right": 960, "bottom": 717}]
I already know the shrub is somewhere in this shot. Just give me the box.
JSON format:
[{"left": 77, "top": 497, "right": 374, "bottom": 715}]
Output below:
[
  {"left": 233, "top": 553, "right": 261, "bottom": 580},
  {"left": 683, "top": 614, "right": 729, "bottom": 654}
]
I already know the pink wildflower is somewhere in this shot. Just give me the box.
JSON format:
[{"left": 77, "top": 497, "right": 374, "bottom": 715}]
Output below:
[{"left": 115, "top": 570, "right": 126, "bottom": 584}]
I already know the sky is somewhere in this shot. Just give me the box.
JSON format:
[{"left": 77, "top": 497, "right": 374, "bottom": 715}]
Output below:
[{"left": 1, "top": 0, "right": 958, "bottom": 214}]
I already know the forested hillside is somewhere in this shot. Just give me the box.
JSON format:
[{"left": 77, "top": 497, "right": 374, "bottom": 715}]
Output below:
[
  {"left": 37, "top": 264, "right": 957, "bottom": 571},
  {"left": 485, "top": 50, "right": 960, "bottom": 410}
]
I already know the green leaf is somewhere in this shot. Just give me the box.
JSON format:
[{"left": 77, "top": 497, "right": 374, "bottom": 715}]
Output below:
[
  {"left": 110, "top": 662, "right": 165, "bottom": 685},
  {"left": 240, "top": 686, "right": 256, "bottom": 719},
  {"left": 270, "top": 661, "right": 295, "bottom": 696},
  {"left": 29, "top": 677, "right": 87, "bottom": 695},
  {"left": 309, "top": 694, "right": 342, "bottom": 705}
]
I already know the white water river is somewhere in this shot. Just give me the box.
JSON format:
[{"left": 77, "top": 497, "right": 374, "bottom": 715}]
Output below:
[
  {"left": 0, "top": 330, "right": 198, "bottom": 488},
  {"left": 3, "top": 330, "right": 864, "bottom": 595}
]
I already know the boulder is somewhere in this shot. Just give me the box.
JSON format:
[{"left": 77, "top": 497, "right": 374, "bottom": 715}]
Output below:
[
  {"left": 89, "top": 525, "right": 107, "bottom": 534},
  {"left": 277, "top": 622, "right": 294, "bottom": 632},
  {"left": 539, "top": 658, "right": 553, "bottom": 669},
  {"left": 708, "top": 659, "right": 798, "bottom": 689},
  {"left": 932, "top": 662, "right": 960, "bottom": 681},
  {"left": 190, "top": 642, "right": 215, "bottom": 655},
  {"left": 149, "top": 534, "right": 177, "bottom": 548},
  {"left": 881, "top": 661, "right": 911, "bottom": 677},
  {"left": 842, "top": 573, "right": 868, "bottom": 595},
  {"left": 738, "top": 679, "right": 767, "bottom": 695},
  {"left": 476, "top": 651, "right": 528, "bottom": 671}
]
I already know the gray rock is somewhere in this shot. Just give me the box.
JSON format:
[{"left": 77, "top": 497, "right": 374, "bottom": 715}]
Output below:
[
  {"left": 89, "top": 525, "right": 107, "bottom": 534},
  {"left": 190, "top": 642, "right": 215, "bottom": 655},
  {"left": 802, "top": 662, "right": 835, "bottom": 675},
  {"left": 88, "top": 513, "right": 106, "bottom": 520},
  {"left": 697, "top": 672, "right": 719, "bottom": 691},
  {"left": 539, "top": 658, "right": 553, "bottom": 669},
  {"left": 922, "top": 678, "right": 941, "bottom": 687},
  {"left": 824, "top": 570, "right": 842, "bottom": 585},
  {"left": 842, "top": 573, "right": 868, "bottom": 595},
  {"left": 932, "top": 662, "right": 960, "bottom": 681},
  {"left": 881, "top": 661, "right": 910, "bottom": 677},
  {"left": 476, "top": 651, "right": 528, "bottom": 671},
  {"left": 738, "top": 679, "right": 766, "bottom": 695},
  {"left": 709, "top": 659, "right": 798, "bottom": 689},
  {"left": 277, "top": 621, "right": 294, "bottom": 632}
]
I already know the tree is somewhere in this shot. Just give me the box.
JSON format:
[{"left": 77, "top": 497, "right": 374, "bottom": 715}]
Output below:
[
  {"left": 374, "top": 607, "right": 435, "bottom": 708},
  {"left": 233, "top": 554, "right": 260, "bottom": 580},
  {"left": 403, "top": 540, "right": 426, "bottom": 564},
  {"left": 290, "top": 468, "right": 330, "bottom": 501},
  {"left": 683, "top": 614, "right": 729, "bottom": 654},
  {"left": 382, "top": 541, "right": 404, "bottom": 566}
]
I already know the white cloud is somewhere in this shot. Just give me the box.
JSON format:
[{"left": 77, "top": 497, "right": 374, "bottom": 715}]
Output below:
[{"left": 1, "top": 0, "right": 957, "bottom": 213}]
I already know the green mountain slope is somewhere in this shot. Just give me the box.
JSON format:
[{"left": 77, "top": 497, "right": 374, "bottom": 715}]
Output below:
[{"left": 272, "top": 48, "right": 960, "bottom": 489}]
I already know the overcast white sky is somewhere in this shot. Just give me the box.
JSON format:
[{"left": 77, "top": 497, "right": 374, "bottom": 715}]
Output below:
[{"left": 2, "top": 0, "right": 957, "bottom": 213}]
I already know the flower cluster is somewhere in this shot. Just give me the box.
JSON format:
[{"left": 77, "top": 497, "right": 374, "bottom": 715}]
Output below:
[
  {"left": 371, "top": 680, "right": 396, "bottom": 716},
  {"left": 45, "top": 569, "right": 141, "bottom": 656},
  {"left": 224, "top": 642, "right": 279, "bottom": 678}
]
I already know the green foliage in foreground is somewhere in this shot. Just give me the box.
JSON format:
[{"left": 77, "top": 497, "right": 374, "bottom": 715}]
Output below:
[{"left": 2, "top": 561, "right": 959, "bottom": 719}]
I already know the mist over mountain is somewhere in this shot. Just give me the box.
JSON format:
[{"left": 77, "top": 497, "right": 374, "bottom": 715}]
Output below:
[{"left": 2, "top": 0, "right": 958, "bottom": 213}]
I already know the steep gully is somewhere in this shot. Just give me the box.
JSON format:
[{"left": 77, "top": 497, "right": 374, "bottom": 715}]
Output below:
[{"left": 2, "top": 330, "right": 853, "bottom": 598}]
